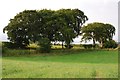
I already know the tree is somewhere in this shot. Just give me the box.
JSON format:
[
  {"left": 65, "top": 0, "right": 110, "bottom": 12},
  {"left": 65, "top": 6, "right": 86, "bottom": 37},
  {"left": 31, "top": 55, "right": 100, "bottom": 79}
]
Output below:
[
  {"left": 60, "top": 26, "right": 76, "bottom": 49},
  {"left": 56, "top": 9, "right": 88, "bottom": 48},
  {"left": 3, "top": 10, "right": 39, "bottom": 48},
  {"left": 81, "top": 22, "right": 115, "bottom": 48},
  {"left": 3, "top": 9, "right": 88, "bottom": 50}
]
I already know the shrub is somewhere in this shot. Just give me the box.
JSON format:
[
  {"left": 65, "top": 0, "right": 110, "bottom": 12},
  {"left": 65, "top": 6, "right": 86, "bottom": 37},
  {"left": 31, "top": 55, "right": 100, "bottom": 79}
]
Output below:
[
  {"left": 2, "top": 42, "right": 27, "bottom": 49},
  {"left": 2, "top": 42, "right": 15, "bottom": 49},
  {"left": 82, "top": 44, "right": 93, "bottom": 49},
  {"left": 2, "top": 47, "right": 8, "bottom": 54},
  {"left": 82, "top": 44, "right": 99, "bottom": 49},
  {"left": 103, "top": 40, "right": 118, "bottom": 48},
  {"left": 37, "top": 38, "right": 51, "bottom": 53}
]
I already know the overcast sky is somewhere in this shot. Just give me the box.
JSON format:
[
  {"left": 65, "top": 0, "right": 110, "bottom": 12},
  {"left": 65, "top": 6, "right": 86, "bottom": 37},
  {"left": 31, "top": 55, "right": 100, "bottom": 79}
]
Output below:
[{"left": 0, "top": 0, "right": 119, "bottom": 43}]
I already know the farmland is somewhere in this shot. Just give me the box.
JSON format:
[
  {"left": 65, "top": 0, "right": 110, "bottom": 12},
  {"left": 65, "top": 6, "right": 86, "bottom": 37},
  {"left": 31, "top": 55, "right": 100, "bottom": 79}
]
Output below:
[{"left": 2, "top": 49, "right": 118, "bottom": 78}]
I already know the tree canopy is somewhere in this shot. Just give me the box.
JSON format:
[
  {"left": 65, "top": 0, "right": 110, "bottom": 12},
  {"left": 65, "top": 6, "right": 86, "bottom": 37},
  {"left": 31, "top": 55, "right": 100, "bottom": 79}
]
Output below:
[
  {"left": 81, "top": 22, "right": 115, "bottom": 48},
  {"left": 3, "top": 9, "right": 88, "bottom": 49}
]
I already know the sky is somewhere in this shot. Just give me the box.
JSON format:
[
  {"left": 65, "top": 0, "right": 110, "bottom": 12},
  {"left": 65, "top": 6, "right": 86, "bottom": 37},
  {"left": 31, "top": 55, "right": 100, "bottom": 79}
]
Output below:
[{"left": 0, "top": 0, "right": 119, "bottom": 44}]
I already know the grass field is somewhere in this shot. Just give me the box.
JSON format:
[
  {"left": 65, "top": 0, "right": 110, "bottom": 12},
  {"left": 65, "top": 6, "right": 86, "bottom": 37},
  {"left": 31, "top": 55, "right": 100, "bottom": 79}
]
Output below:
[{"left": 2, "top": 49, "right": 118, "bottom": 78}]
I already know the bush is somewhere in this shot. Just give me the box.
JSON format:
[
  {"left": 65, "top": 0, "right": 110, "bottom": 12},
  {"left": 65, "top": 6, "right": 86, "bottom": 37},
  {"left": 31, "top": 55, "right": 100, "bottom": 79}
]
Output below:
[
  {"left": 82, "top": 44, "right": 93, "bottom": 49},
  {"left": 82, "top": 44, "right": 99, "bottom": 49},
  {"left": 2, "top": 42, "right": 15, "bottom": 49},
  {"left": 103, "top": 40, "right": 118, "bottom": 48},
  {"left": 2, "top": 42, "right": 27, "bottom": 49},
  {"left": 37, "top": 38, "right": 51, "bottom": 53}
]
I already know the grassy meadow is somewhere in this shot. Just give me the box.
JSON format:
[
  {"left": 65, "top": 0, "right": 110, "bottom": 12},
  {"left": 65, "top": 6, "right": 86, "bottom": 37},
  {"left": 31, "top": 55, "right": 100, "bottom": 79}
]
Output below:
[{"left": 2, "top": 47, "right": 118, "bottom": 78}]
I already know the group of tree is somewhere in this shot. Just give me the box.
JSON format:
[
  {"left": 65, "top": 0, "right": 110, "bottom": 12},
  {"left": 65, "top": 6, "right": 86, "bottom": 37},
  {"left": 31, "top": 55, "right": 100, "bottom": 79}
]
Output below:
[
  {"left": 3, "top": 9, "right": 88, "bottom": 52},
  {"left": 81, "top": 22, "right": 117, "bottom": 48},
  {"left": 3, "top": 9, "right": 117, "bottom": 52}
]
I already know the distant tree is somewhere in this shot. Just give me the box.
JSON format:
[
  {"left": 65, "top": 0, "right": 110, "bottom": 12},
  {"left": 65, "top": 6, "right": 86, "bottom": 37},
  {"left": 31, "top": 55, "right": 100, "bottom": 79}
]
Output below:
[
  {"left": 81, "top": 22, "right": 115, "bottom": 48},
  {"left": 97, "top": 23, "right": 115, "bottom": 47}
]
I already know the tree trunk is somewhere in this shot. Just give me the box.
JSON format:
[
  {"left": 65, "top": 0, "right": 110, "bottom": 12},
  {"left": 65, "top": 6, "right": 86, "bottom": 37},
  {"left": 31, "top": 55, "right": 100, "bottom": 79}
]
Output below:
[
  {"left": 93, "top": 38, "right": 95, "bottom": 45},
  {"left": 62, "top": 41, "right": 64, "bottom": 49},
  {"left": 99, "top": 38, "right": 103, "bottom": 48},
  {"left": 66, "top": 44, "right": 69, "bottom": 49},
  {"left": 93, "top": 37, "right": 96, "bottom": 47}
]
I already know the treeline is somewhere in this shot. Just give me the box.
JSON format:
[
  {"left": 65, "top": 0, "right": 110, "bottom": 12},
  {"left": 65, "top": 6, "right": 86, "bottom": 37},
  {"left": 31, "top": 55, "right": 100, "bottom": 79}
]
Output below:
[
  {"left": 3, "top": 9, "right": 88, "bottom": 52},
  {"left": 3, "top": 9, "right": 117, "bottom": 53}
]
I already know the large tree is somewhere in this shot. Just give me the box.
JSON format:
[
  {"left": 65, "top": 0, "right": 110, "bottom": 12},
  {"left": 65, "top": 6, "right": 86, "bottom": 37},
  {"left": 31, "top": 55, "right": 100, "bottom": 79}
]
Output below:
[
  {"left": 3, "top": 9, "right": 88, "bottom": 49},
  {"left": 55, "top": 9, "right": 88, "bottom": 48},
  {"left": 3, "top": 10, "right": 39, "bottom": 48},
  {"left": 81, "top": 22, "right": 115, "bottom": 48}
]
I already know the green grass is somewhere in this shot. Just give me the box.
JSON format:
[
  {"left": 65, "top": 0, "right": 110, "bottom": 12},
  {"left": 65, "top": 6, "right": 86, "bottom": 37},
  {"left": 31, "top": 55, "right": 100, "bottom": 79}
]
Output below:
[
  {"left": 0, "top": 57, "right": 2, "bottom": 78},
  {"left": 2, "top": 50, "right": 118, "bottom": 78}
]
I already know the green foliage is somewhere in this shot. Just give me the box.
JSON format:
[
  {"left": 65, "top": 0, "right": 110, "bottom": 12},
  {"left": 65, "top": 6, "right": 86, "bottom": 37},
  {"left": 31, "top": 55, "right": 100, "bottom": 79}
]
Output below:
[
  {"left": 4, "top": 10, "right": 40, "bottom": 48},
  {"left": 37, "top": 38, "right": 51, "bottom": 53},
  {"left": 81, "top": 44, "right": 99, "bottom": 49},
  {"left": 2, "top": 42, "right": 28, "bottom": 49},
  {"left": 103, "top": 40, "right": 118, "bottom": 48},
  {"left": 2, "top": 42, "right": 13, "bottom": 48},
  {"left": 81, "top": 22, "right": 116, "bottom": 48},
  {"left": 2, "top": 47, "right": 8, "bottom": 55},
  {"left": 3, "top": 9, "right": 88, "bottom": 49},
  {"left": 2, "top": 42, "right": 19, "bottom": 49},
  {"left": 82, "top": 44, "right": 93, "bottom": 49}
]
